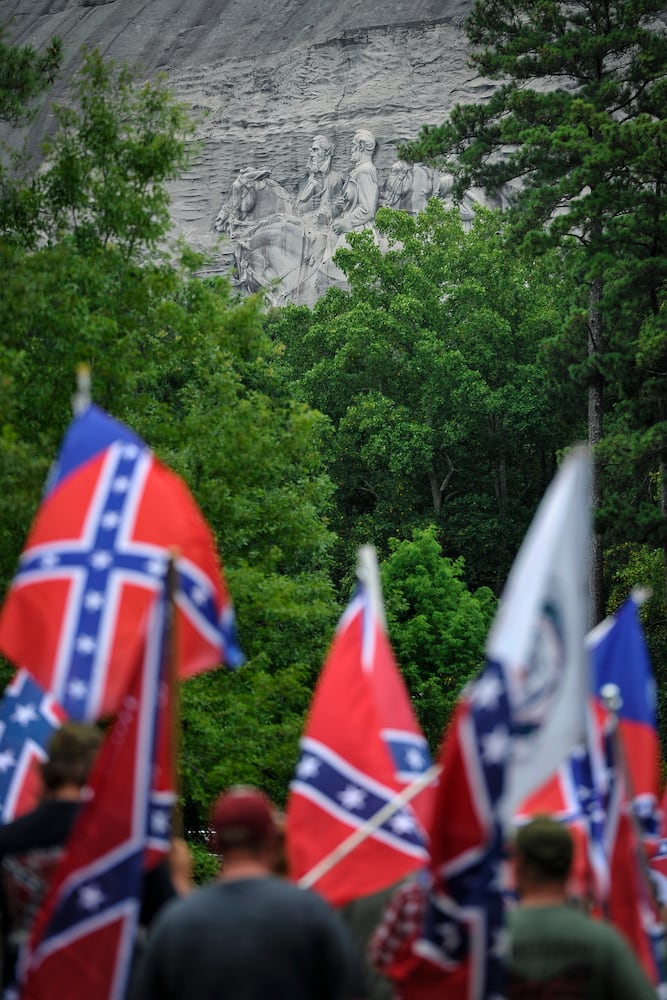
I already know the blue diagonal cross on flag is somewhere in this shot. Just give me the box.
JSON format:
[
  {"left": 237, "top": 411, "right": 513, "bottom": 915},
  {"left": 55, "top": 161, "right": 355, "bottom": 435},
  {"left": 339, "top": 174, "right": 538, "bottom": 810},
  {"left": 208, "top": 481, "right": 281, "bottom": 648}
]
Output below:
[
  {"left": 0, "top": 669, "right": 66, "bottom": 822},
  {"left": 0, "top": 404, "right": 244, "bottom": 723}
]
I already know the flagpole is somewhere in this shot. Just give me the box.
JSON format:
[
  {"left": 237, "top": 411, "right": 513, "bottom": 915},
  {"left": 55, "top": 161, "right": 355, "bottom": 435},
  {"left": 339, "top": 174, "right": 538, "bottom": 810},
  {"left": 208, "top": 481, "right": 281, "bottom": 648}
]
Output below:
[
  {"left": 600, "top": 682, "right": 658, "bottom": 917},
  {"left": 166, "top": 550, "right": 183, "bottom": 839},
  {"left": 297, "top": 763, "right": 441, "bottom": 890},
  {"left": 71, "top": 363, "right": 92, "bottom": 415}
]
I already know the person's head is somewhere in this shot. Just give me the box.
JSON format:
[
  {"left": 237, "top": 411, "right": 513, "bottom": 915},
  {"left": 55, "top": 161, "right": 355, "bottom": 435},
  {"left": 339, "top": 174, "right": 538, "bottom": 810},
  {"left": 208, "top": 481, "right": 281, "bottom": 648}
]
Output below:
[
  {"left": 210, "top": 785, "right": 279, "bottom": 862},
  {"left": 513, "top": 815, "right": 574, "bottom": 892},
  {"left": 40, "top": 723, "right": 101, "bottom": 795},
  {"left": 351, "top": 129, "right": 376, "bottom": 162},
  {"left": 308, "top": 135, "right": 334, "bottom": 173}
]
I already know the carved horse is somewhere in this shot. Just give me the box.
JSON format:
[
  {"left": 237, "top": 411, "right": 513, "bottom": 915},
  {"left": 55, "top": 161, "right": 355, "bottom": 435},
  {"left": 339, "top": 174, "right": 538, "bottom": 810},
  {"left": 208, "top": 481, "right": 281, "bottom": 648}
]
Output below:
[
  {"left": 233, "top": 214, "right": 330, "bottom": 306},
  {"left": 213, "top": 169, "right": 295, "bottom": 236},
  {"left": 382, "top": 160, "right": 440, "bottom": 215}
]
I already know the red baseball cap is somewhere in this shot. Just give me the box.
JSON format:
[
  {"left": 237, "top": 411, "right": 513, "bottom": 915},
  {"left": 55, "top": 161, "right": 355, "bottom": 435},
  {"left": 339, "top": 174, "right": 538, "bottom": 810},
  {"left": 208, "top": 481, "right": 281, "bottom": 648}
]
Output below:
[{"left": 210, "top": 785, "right": 277, "bottom": 845}]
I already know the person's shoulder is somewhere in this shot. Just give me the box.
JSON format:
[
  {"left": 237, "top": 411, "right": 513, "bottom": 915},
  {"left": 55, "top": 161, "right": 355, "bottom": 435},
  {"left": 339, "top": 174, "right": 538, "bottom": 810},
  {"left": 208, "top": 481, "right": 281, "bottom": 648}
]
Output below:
[
  {"left": 143, "top": 879, "right": 219, "bottom": 945},
  {"left": 0, "top": 800, "right": 76, "bottom": 854},
  {"left": 252, "top": 877, "right": 340, "bottom": 917}
]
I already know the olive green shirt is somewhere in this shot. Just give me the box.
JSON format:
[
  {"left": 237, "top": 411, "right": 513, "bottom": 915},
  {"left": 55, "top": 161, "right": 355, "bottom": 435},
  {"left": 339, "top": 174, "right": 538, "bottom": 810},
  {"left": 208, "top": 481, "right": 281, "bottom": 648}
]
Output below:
[{"left": 508, "top": 904, "right": 658, "bottom": 999}]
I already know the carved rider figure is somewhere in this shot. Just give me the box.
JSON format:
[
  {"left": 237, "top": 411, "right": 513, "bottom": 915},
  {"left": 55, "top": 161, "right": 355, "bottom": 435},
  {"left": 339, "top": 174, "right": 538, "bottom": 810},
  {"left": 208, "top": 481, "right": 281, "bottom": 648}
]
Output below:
[
  {"left": 332, "top": 129, "right": 379, "bottom": 234},
  {"left": 295, "top": 135, "right": 344, "bottom": 226}
]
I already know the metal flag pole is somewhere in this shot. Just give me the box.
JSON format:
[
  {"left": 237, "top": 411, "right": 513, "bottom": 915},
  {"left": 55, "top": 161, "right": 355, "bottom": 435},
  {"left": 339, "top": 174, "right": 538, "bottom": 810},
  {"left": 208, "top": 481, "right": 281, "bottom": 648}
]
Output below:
[
  {"left": 297, "top": 762, "right": 441, "bottom": 890},
  {"left": 72, "top": 363, "right": 92, "bottom": 415}
]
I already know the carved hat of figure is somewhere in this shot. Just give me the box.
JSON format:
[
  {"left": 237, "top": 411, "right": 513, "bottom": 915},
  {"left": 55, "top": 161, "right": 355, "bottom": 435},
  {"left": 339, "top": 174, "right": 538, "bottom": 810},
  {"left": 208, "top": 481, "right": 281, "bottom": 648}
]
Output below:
[
  {"left": 351, "top": 129, "right": 376, "bottom": 157},
  {"left": 308, "top": 135, "right": 335, "bottom": 174}
]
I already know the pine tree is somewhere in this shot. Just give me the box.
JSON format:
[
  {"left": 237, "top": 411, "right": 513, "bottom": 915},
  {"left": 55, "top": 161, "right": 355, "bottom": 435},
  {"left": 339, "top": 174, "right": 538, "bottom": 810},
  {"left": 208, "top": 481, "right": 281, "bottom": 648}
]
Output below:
[{"left": 403, "top": 1, "right": 667, "bottom": 622}]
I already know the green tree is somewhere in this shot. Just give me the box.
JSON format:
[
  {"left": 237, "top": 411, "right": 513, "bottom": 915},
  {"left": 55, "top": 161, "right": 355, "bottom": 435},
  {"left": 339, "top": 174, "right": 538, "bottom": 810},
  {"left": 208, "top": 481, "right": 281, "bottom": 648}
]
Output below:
[
  {"left": 0, "top": 50, "right": 340, "bottom": 833},
  {"left": 0, "top": 25, "right": 61, "bottom": 241},
  {"left": 268, "top": 200, "right": 580, "bottom": 593},
  {"left": 381, "top": 526, "right": 496, "bottom": 749},
  {"left": 402, "top": 0, "right": 667, "bottom": 623},
  {"left": 37, "top": 49, "right": 195, "bottom": 256}
]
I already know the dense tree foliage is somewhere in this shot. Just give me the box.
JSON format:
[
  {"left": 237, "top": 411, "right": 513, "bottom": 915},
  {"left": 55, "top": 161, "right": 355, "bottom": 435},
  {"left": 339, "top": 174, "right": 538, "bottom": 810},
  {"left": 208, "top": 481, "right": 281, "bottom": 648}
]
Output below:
[
  {"left": 0, "top": 49, "right": 338, "bottom": 825},
  {"left": 381, "top": 526, "right": 496, "bottom": 749},
  {"left": 1, "top": 17, "right": 666, "bottom": 837},
  {"left": 402, "top": 0, "right": 667, "bottom": 623},
  {"left": 0, "top": 25, "right": 61, "bottom": 239},
  {"left": 267, "top": 200, "right": 582, "bottom": 594}
]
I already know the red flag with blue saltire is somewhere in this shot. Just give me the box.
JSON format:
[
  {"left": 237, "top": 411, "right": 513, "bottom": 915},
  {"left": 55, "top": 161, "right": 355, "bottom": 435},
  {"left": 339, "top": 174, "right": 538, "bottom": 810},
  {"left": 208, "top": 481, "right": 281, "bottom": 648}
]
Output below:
[
  {"left": 375, "top": 446, "right": 592, "bottom": 1000},
  {"left": 0, "top": 404, "right": 243, "bottom": 722},
  {"left": 603, "top": 718, "right": 666, "bottom": 990},
  {"left": 514, "top": 595, "right": 666, "bottom": 990},
  {"left": 0, "top": 670, "right": 67, "bottom": 822},
  {"left": 589, "top": 594, "right": 660, "bottom": 843},
  {"left": 286, "top": 545, "right": 434, "bottom": 907},
  {"left": 16, "top": 583, "right": 175, "bottom": 1000},
  {"left": 516, "top": 593, "right": 661, "bottom": 896}
]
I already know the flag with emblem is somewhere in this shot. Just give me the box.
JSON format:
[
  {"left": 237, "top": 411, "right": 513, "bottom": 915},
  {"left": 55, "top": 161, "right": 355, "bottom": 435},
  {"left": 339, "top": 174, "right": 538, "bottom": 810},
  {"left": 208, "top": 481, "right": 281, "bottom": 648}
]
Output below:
[
  {"left": 0, "top": 670, "right": 67, "bottom": 823},
  {"left": 516, "top": 592, "right": 661, "bottom": 897},
  {"left": 0, "top": 404, "right": 243, "bottom": 722},
  {"left": 286, "top": 545, "right": 434, "bottom": 907},
  {"left": 391, "top": 446, "right": 592, "bottom": 1000},
  {"left": 17, "top": 583, "right": 174, "bottom": 1000}
]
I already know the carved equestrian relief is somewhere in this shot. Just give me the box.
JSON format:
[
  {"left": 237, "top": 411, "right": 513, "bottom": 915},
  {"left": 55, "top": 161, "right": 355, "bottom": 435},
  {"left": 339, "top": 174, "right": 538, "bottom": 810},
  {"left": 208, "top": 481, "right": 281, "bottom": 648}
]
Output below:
[{"left": 212, "top": 128, "right": 503, "bottom": 306}]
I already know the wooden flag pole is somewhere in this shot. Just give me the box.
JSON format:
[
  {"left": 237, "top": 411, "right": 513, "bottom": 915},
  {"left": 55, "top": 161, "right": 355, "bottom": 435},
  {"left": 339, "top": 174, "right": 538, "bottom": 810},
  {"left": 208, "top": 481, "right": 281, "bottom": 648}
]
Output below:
[
  {"left": 166, "top": 550, "right": 184, "bottom": 839},
  {"left": 297, "top": 763, "right": 441, "bottom": 890}
]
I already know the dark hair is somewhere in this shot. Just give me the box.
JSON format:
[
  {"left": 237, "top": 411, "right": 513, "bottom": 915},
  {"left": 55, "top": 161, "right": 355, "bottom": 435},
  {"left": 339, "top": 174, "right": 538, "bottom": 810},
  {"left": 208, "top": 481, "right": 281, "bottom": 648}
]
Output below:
[
  {"left": 515, "top": 816, "right": 574, "bottom": 881},
  {"left": 41, "top": 724, "right": 101, "bottom": 792}
]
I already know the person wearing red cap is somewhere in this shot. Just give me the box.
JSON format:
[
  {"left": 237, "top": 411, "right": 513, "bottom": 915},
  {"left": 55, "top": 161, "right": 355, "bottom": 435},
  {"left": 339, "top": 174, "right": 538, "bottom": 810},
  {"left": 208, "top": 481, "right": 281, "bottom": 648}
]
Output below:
[{"left": 129, "top": 785, "right": 368, "bottom": 1000}]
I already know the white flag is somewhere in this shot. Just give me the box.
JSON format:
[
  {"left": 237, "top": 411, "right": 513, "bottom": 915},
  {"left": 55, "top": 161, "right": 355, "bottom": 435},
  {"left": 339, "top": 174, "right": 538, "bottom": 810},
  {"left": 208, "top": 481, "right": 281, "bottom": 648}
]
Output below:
[{"left": 488, "top": 445, "right": 592, "bottom": 825}]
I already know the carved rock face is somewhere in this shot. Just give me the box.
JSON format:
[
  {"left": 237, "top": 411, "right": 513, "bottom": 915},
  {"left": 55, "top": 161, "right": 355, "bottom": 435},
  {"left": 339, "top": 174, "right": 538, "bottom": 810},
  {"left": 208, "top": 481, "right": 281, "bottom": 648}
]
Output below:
[{"left": 1, "top": 0, "right": 482, "bottom": 300}]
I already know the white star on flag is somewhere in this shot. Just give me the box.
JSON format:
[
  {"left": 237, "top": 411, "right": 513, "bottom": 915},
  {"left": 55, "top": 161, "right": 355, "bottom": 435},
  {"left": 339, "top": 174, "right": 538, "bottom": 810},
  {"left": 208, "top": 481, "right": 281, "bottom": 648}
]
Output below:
[
  {"left": 296, "top": 755, "right": 320, "bottom": 780},
  {"left": 145, "top": 559, "right": 165, "bottom": 577},
  {"left": 78, "top": 883, "right": 106, "bottom": 911},
  {"left": 338, "top": 785, "right": 367, "bottom": 811},
  {"left": 405, "top": 747, "right": 424, "bottom": 770},
  {"left": 90, "top": 551, "right": 113, "bottom": 571},
  {"left": 11, "top": 703, "right": 39, "bottom": 727},
  {"left": 83, "top": 591, "right": 105, "bottom": 612},
  {"left": 191, "top": 586, "right": 207, "bottom": 606},
  {"left": 389, "top": 812, "right": 415, "bottom": 835},
  {"left": 120, "top": 444, "right": 139, "bottom": 459},
  {"left": 75, "top": 635, "right": 97, "bottom": 655},
  {"left": 150, "top": 810, "right": 170, "bottom": 835},
  {"left": 100, "top": 511, "right": 120, "bottom": 530},
  {"left": 40, "top": 552, "right": 59, "bottom": 568},
  {"left": 68, "top": 679, "right": 89, "bottom": 700},
  {"left": 480, "top": 725, "right": 510, "bottom": 765},
  {"left": 437, "top": 920, "right": 461, "bottom": 953},
  {"left": 0, "top": 750, "right": 16, "bottom": 773},
  {"left": 470, "top": 673, "right": 503, "bottom": 710},
  {"left": 111, "top": 476, "right": 130, "bottom": 493},
  {"left": 490, "top": 926, "right": 509, "bottom": 959}
]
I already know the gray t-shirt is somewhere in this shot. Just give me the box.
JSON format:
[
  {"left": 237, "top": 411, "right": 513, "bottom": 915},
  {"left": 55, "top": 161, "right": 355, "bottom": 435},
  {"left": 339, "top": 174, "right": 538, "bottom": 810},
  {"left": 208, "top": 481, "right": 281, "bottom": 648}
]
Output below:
[{"left": 129, "top": 875, "right": 367, "bottom": 1000}]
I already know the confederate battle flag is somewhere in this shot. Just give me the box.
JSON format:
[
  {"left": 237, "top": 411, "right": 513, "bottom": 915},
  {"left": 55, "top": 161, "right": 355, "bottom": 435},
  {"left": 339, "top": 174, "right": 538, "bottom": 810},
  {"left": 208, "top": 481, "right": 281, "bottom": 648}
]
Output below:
[{"left": 0, "top": 404, "right": 243, "bottom": 722}]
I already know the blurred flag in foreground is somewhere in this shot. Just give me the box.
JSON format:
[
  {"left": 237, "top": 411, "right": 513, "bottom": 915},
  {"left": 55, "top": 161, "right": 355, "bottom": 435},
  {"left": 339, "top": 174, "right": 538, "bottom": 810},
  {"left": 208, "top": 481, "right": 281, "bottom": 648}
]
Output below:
[
  {"left": 0, "top": 670, "right": 66, "bottom": 823},
  {"left": 18, "top": 585, "right": 175, "bottom": 1000},
  {"left": 374, "top": 446, "right": 592, "bottom": 1000},
  {"left": 0, "top": 404, "right": 243, "bottom": 722},
  {"left": 287, "top": 545, "right": 434, "bottom": 906},
  {"left": 517, "top": 593, "right": 660, "bottom": 891},
  {"left": 590, "top": 595, "right": 660, "bottom": 842}
]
